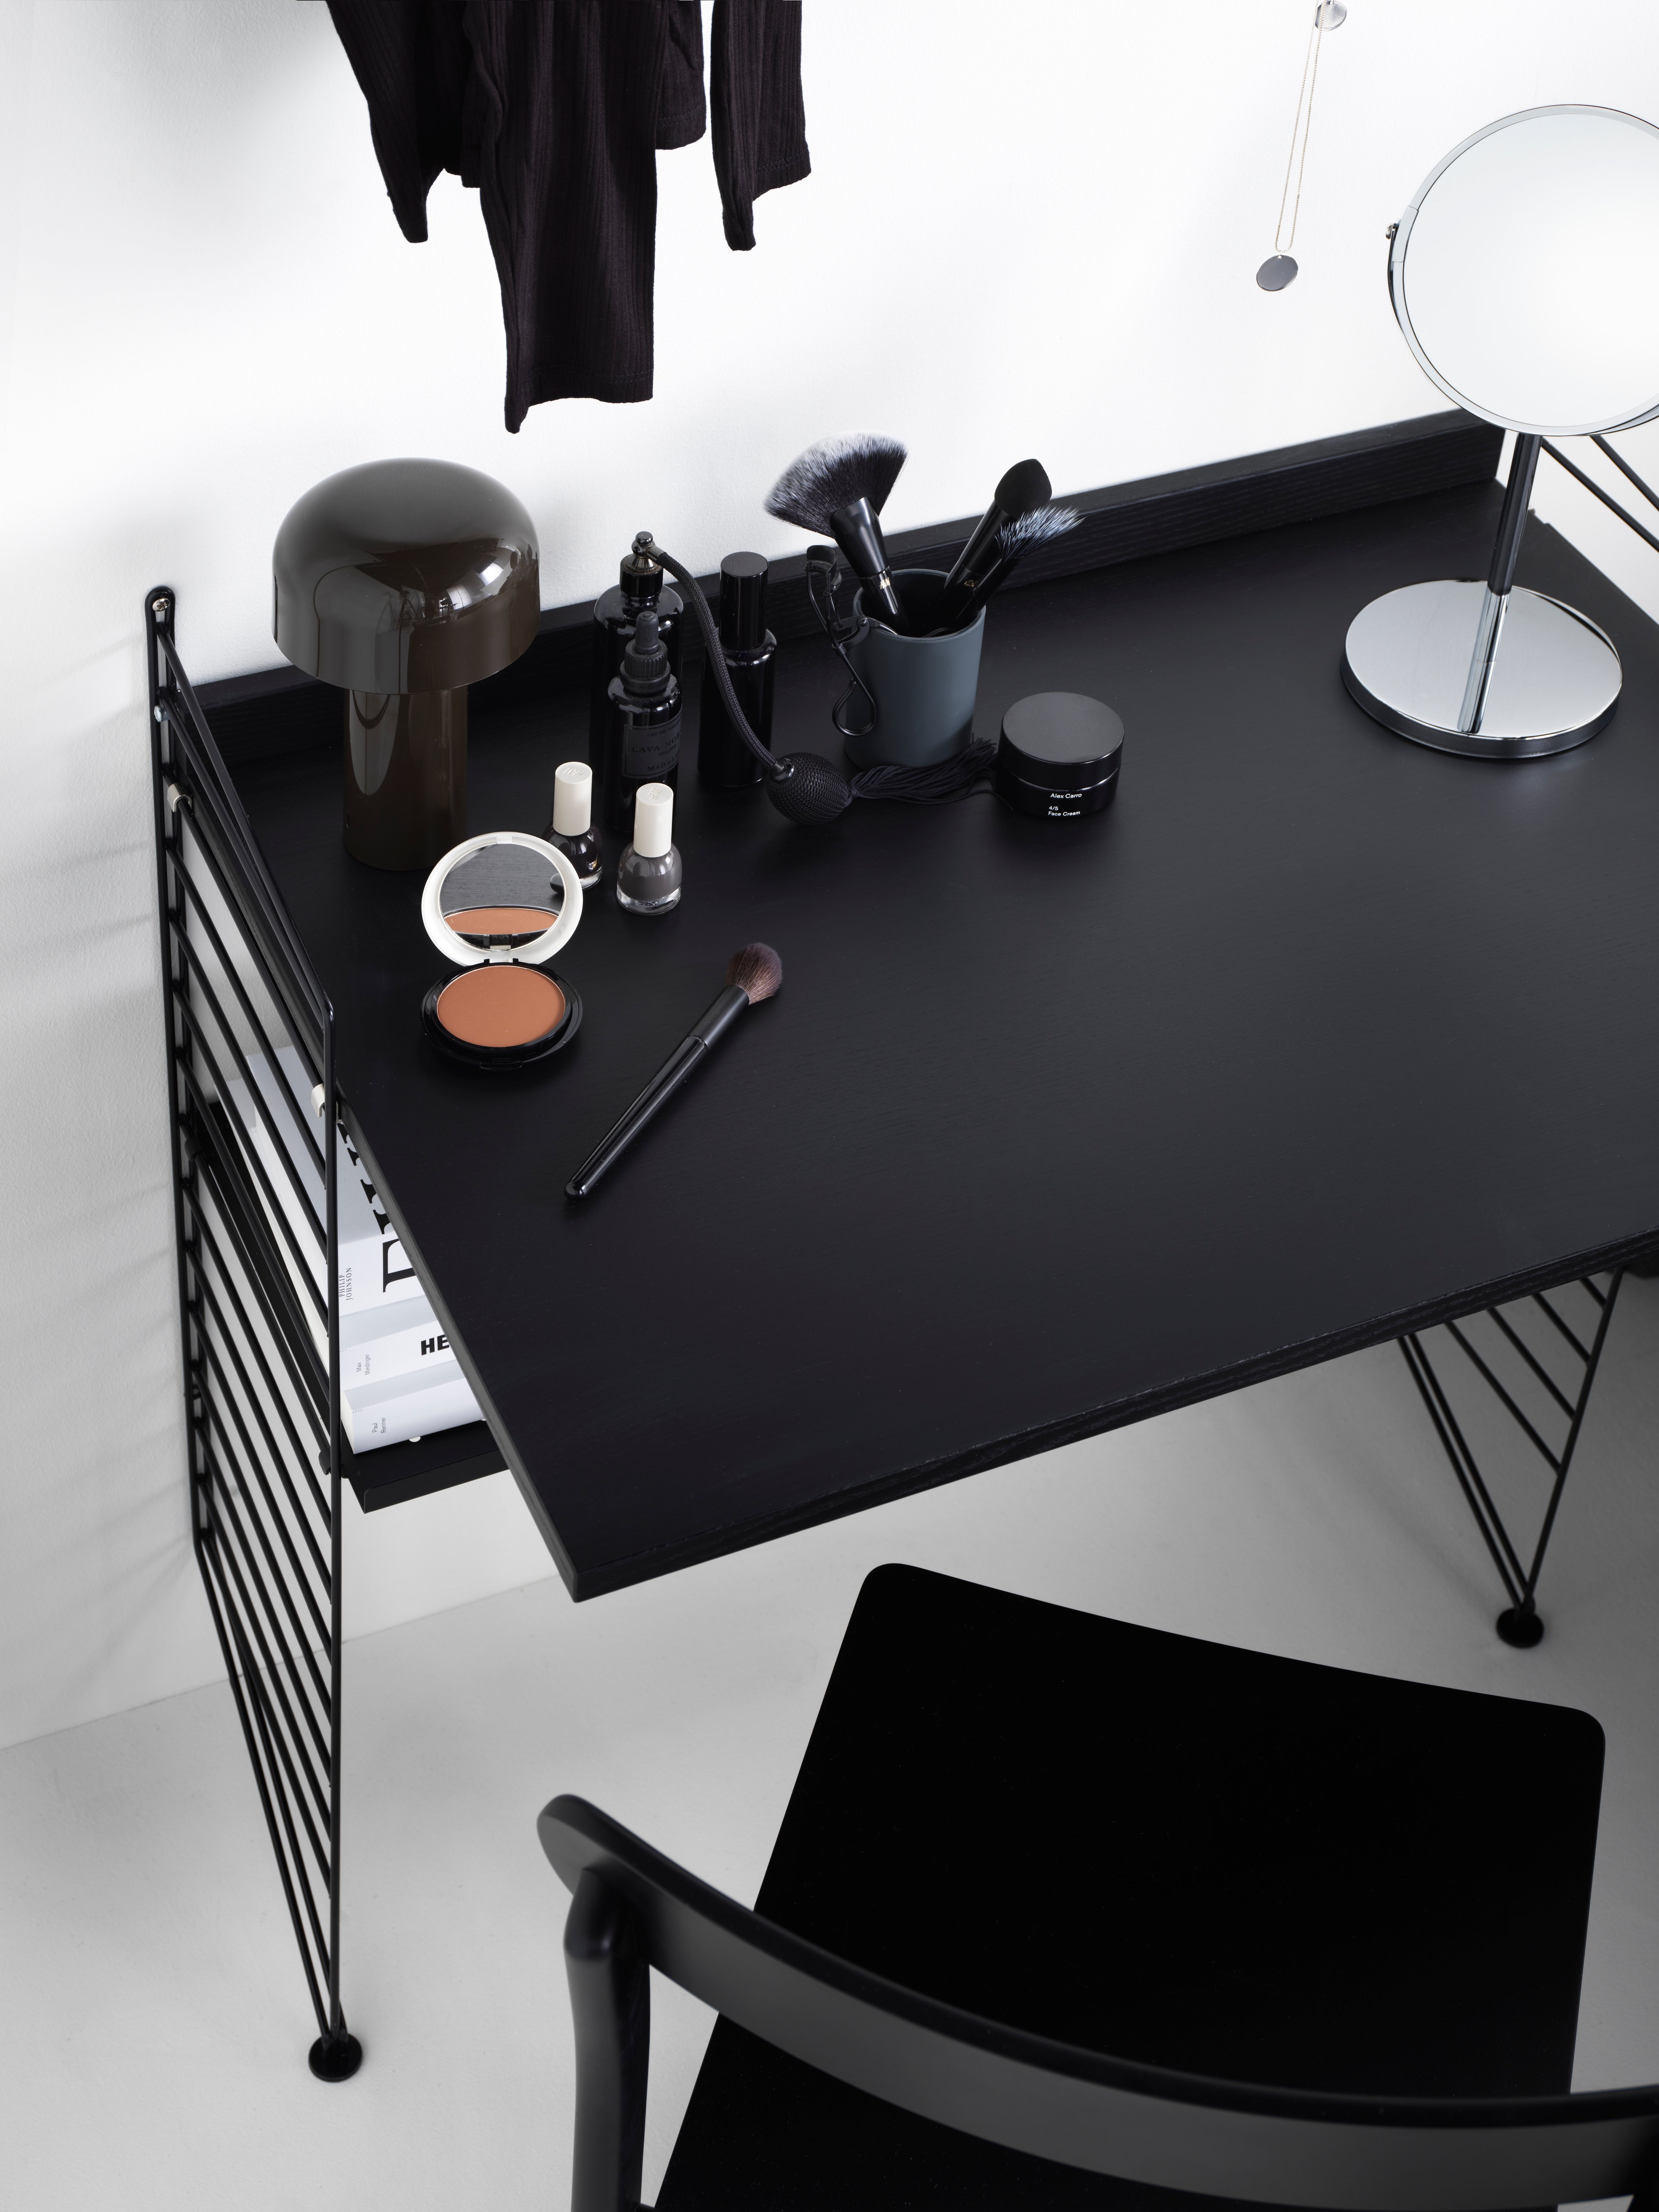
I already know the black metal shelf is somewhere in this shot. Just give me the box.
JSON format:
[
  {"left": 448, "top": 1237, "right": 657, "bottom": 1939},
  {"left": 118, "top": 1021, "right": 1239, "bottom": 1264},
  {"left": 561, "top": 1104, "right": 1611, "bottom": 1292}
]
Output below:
[
  {"left": 342, "top": 1422, "right": 505, "bottom": 1512},
  {"left": 147, "top": 588, "right": 366, "bottom": 2081}
]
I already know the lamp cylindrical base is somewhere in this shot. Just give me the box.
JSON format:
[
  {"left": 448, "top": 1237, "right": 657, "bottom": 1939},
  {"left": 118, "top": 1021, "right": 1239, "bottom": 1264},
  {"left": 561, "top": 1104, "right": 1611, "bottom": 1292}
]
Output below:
[{"left": 343, "top": 687, "right": 466, "bottom": 870}]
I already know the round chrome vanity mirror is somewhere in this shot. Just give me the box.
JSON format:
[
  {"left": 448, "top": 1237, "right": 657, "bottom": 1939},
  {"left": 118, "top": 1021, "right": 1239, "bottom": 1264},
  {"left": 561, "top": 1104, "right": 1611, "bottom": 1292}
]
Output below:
[{"left": 1344, "top": 105, "right": 1659, "bottom": 757}]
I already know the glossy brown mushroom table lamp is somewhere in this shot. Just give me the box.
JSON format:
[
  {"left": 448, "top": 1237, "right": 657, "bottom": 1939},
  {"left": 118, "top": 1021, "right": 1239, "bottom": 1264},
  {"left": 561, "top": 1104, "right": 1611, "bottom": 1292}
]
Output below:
[{"left": 272, "top": 458, "right": 539, "bottom": 869}]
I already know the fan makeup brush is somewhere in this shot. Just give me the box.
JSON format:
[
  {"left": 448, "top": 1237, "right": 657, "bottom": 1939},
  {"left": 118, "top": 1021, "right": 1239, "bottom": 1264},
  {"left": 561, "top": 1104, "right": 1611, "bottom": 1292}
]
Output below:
[
  {"left": 566, "top": 944, "right": 783, "bottom": 1199},
  {"left": 930, "top": 504, "right": 1081, "bottom": 633},
  {"left": 765, "top": 435, "right": 908, "bottom": 630},
  {"left": 935, "top": 458, "right": 1052, "bottom": 632}
]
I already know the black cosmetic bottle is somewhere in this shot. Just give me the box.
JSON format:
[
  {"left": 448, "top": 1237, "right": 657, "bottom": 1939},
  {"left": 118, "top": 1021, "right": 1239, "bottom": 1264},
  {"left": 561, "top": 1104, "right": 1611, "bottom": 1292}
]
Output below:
[
  {"left": 590, "top": 532, "right": 683, "bottom": 767},
  {"left": 698, "top": 551, "right": 776, "bottom": 789},
  {"left": 602, "top": 610, "right": 682, "bottom": 837}
]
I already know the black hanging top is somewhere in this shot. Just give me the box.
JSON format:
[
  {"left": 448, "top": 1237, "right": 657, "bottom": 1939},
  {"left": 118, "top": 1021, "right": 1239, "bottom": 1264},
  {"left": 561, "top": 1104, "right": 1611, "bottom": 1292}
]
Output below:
[{"left": 327, "top": 0, "right": 810, "bottom": 429}]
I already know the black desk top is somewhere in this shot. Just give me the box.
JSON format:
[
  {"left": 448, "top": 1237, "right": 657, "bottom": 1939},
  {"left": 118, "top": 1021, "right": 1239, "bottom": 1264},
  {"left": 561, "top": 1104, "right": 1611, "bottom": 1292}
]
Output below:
[{"left": 233, "top": 478, "right": 1659, "bottom": 1598}]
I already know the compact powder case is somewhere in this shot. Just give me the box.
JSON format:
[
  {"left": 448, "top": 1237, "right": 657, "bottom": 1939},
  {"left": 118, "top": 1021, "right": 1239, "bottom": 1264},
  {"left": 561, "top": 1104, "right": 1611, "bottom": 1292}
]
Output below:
[
  {"left": 420, "top": 831, "right": 584, "bottom": 1069},
  {"left": 995, "top": 691, "right": 1124, "bottom": 820}
]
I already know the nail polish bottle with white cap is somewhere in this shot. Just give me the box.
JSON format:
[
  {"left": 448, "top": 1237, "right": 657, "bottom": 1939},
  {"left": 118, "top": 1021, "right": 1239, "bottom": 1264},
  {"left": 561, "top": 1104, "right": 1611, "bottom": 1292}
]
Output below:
[
  {"left": 615, "top": 781, "right": 682, "bottom": 914},
  {"left": 544, "top": 760, "right": 602, "bottom": 891}
]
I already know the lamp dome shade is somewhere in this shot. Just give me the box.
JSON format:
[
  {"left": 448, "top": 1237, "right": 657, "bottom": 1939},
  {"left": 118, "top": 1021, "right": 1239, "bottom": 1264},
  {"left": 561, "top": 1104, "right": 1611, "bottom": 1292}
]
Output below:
[{"left": 273, "top": 458, "right": 539, "bottom": 694}]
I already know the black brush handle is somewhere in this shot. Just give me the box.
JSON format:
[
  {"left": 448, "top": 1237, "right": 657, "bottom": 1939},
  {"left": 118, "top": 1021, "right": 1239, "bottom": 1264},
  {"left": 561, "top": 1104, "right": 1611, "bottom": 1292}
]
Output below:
[
  {"left": 829, "top": 497, "right": 905, "bottom": 629},
  {"left": 566, "top": 986, "right": 749, "bottom": 1200},
  {"left": 940, "top": 500, "right": 1010, "bottom": 609},
  {"left": 934, "top": 546, "right": 1026, "bottom": 632}
]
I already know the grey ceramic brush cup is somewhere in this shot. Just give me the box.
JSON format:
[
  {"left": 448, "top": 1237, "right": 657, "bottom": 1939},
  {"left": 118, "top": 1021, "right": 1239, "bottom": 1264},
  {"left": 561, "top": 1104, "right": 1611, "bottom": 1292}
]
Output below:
[{"left": 844, "top": 571, "right": 986, "bottom": 769}]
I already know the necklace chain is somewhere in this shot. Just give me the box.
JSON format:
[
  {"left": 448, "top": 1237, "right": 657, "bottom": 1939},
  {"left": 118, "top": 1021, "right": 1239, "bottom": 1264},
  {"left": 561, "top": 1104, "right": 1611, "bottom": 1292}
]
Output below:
[{"left": 1274, "top": 8, "right": 1330, "bottom": 257}]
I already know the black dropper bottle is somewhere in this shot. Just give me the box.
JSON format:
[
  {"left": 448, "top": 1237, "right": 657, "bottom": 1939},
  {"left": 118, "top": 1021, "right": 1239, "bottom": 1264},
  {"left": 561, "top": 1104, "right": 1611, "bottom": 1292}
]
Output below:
[
  {"left": 601, "top": 609, "right": 682, "bottom": 838},
  {"left": 590, "top": 532, "right": 683, "bottom": 769},
  {"left": 697, "top": 551, "right": 776, "bottom": 789}
]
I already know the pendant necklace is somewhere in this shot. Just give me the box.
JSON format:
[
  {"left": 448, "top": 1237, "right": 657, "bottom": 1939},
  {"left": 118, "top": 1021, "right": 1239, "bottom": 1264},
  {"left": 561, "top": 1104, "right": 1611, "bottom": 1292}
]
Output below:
[{"left": 1257, "top": 1, "right": 1346, "bottom": 292}]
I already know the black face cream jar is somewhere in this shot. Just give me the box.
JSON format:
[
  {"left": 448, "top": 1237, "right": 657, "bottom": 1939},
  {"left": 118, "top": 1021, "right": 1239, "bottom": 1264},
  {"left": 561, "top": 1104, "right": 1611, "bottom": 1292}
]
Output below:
[
  {"left": 994, "top": 691, "right": 1124, "bottom": 820},
  {"left": 419, "top": 831, "right": 585, "bottom": 1069}
]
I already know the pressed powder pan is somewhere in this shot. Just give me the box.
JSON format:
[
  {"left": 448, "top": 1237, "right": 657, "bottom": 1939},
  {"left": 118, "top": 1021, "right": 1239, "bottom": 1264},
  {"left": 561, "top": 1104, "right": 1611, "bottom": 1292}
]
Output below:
[
  {"left": 435, "top": 965, "right": 569, "bottom": 1049},
  {"left": 420, "top": 831, "right": 584, "bottom": 1069}
]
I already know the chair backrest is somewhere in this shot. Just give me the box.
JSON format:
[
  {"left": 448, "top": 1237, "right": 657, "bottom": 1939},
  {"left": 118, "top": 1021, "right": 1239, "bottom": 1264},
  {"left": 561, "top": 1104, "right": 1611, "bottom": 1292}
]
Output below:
[{"left": 540, "top": 1793, "right": 1659, "bottom": 2212}]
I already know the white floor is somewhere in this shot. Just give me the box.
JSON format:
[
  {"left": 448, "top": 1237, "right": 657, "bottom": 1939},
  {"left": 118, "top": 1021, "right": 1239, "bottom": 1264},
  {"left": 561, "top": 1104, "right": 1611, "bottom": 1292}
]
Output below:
[{"left": 8, "top": 1287, "right": 1659, "bottom": 2212}]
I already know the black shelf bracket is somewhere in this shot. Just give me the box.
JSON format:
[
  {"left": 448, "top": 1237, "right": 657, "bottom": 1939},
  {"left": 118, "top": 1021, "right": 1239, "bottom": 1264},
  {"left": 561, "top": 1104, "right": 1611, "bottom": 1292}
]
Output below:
[
  {"left": 1398, "top": 1271, "right": 1623, "bottom": 1647},
  {"left": 146, "top": 588, "right": 361, "bottom": 2080}
]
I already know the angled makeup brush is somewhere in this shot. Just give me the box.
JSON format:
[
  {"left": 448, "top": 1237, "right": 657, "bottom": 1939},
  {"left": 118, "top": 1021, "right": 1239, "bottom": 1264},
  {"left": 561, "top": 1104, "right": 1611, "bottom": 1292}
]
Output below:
[
  {"left": 766, "top": 435, "right": 908, "bottom": 630},
  {"left": 936, "top": 458, "right": 1052, "bottom": 632},
  {"left": 933, "top": 504, "right": 1082, "bottom": 633},
  {"left": 566, "top": 945, "right": 783, "bottom": 1199}
]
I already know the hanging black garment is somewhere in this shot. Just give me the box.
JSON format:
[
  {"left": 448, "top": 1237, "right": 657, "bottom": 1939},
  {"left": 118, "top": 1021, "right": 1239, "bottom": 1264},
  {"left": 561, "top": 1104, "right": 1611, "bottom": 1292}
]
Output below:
[{"left": 326, "top": 0, "right": 809, "bottom": 429}]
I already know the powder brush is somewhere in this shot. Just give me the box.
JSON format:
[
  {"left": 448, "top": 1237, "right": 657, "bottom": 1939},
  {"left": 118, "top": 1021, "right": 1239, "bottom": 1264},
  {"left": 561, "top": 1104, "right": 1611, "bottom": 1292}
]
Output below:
[
  {"left": 936, "top": 458, "right": 1052, "bottom": 631},
  {"left": 765, "top": 434, "right": 908, "bottom": 630},
  {"left": 566, "top": 945, "right": 783, "bottom": 1199},
  {"left": 931, "top": 504, "right": 1081, "bottom": 633}
]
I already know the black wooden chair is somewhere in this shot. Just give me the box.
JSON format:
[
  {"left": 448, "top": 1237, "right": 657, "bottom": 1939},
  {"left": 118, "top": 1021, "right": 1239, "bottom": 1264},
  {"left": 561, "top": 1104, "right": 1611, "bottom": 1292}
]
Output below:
[{"left": 540, "top": 1565, "right": 1659, "bottom": 2212}]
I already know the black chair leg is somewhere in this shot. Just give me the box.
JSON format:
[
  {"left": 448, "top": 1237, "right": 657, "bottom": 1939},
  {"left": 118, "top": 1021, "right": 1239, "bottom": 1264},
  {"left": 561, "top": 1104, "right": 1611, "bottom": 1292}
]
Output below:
[{"left": 565, "top": 1869, "right": 650, "bottom": 2212}]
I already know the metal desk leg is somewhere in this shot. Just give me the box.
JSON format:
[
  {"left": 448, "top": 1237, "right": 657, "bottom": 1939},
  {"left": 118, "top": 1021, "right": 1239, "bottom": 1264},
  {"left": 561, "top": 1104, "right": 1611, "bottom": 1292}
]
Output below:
[{"left": 1398, "top": 1271, "right": 1624, "bottom": 1647}]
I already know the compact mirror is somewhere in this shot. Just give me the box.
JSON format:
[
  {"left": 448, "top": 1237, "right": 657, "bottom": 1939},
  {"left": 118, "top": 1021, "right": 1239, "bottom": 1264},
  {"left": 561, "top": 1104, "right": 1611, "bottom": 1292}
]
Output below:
[
  {"left": 420, "top": 832, "right": 583, "bottom": 1069},
  {"left": 1344, "top": 106, "right": 1659, "bottom": 757},
  {"left": 434, "top": 839, "right": 573, "bottom": 950}
]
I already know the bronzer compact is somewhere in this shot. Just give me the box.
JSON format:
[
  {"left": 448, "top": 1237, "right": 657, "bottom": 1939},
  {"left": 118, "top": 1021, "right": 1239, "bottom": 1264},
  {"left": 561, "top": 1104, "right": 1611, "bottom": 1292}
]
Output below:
[{"left": 420, "top": 831, "right": 584, "bottom": 1069}]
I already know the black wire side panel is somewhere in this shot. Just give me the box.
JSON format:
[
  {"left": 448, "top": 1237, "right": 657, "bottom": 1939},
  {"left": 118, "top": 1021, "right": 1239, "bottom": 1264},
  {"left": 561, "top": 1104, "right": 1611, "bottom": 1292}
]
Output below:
[
  {"left": 146, "top": 587, "right": 361, "bottom": 2081},
  {"left": 1399, "top": 1271, "right": 1624, "bottom": 1649}
]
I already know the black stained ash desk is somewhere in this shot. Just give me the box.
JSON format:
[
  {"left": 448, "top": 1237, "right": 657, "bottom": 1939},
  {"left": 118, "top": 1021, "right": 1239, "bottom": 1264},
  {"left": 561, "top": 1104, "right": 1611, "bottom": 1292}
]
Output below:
[{"left": 231, "top": 474, "right": 1659, "bottom": 1601}]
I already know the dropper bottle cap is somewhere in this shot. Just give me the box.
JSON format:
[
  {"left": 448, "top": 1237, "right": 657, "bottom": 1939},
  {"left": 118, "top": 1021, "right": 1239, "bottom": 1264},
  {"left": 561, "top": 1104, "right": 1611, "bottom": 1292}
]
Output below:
[
  {"left": 621, "top": 608, "right": 671, "bottom": 696},
  {"left": 632, "top": 782, "right": 674, "bottom": 860}
]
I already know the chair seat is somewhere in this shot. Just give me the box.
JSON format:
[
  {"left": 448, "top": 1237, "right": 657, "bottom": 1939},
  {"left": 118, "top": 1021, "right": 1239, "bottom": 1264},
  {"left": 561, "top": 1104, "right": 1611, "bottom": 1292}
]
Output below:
[{"left": 657, "top": 1565, "right": 1603, "bottom": 2211}]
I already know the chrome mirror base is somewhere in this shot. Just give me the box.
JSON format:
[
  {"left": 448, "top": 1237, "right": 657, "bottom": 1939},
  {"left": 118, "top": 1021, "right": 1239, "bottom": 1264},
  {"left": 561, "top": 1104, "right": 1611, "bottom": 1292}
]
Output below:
[{"left": 1341, "top": 580, "right": 1621, "bottom": 758}]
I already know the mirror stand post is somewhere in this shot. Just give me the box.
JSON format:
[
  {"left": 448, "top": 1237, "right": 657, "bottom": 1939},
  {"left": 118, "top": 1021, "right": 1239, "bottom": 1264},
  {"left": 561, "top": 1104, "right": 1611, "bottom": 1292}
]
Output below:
[
  {"left": 1341, "top": 431, "right": 1621, "bottom": 760},
  {"left": 1456, "top": 433, "right": 1541, "bottom": 733}
]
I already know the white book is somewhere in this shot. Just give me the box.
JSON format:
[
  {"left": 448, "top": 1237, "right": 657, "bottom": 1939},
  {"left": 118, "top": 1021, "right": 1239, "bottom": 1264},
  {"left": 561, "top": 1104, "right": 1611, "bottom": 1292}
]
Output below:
[
  {"left": 341, "top": 1296, "right": 460, "bottom": 1389},
  {"left": 343, "top": 1363, "right": 483, "bottom": 1454},
  {"left": 337, "top": 1122, "right": 423, "bottom": 1315},
  {"left": 220, "top": 1046, "right": 482, "bottom": 1454},
  {"left": 222, "top": 1047, "right": 424, "bottom": 1347}
]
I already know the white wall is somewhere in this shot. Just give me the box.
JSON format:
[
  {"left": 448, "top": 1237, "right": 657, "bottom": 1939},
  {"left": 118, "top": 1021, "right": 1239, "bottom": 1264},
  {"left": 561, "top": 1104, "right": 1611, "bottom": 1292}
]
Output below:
[{"left": 3, "top": 0, "right": 1657, "bottom": 1752}]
